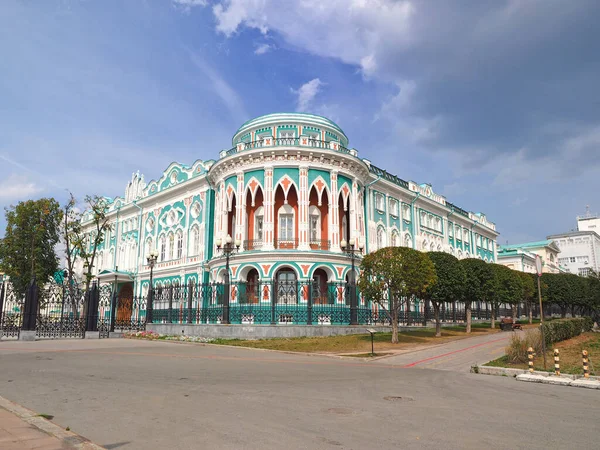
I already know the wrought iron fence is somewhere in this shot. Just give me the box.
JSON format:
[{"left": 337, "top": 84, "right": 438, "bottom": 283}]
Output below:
[
  {"left": 36, "top": 282, "right": 86, "bottom": 339},
  {"left": 0, "top": 283, "right": 23, "bottom": 339}
]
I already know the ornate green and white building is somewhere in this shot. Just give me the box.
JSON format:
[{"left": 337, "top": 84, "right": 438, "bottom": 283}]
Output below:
[{"left": 78, "top": 113, "right": 499, "bottom": 301}]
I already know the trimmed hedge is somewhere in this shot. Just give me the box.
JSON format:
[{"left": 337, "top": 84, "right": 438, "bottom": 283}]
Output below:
[{"left": 541, "top": 317, "right": 594, "bottom": 346}]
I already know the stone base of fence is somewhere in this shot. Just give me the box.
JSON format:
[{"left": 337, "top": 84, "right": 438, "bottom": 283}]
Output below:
[
  {"left": 84, "top": 331, "right": 100, "bottom": 339},
  {"left": 148, "top": 323, "right": 392, "bottom": 339},
  {"left": 18, "top": 330, "right": 36, "bottom": 341}
]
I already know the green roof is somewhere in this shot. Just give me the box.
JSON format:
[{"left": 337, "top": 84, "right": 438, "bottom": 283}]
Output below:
[{"left": 501, "top": 240, "right": 554, "bottom": 251}]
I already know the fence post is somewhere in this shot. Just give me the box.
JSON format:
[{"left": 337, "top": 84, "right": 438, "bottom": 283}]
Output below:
[
  {"left": 21, "top": 277, "right": 39, "bottom": 338},
  {"left": 582, "top": 350, "right": 590, "bottom": 378},
  {"left": 554, "top": 349, "right": 560, "bottom": 376},
  {"left": 110, "top": 289, "right": 118, "bottom": 332},
  {"left": 187, "top": 283, "right": 193, "bottom": 324},
  {"left": 168, "top": 286, "right": 174, "bottom": 324},
  {"left": 0, "top": 282, "right": 5, "bottom": 329},
  {"left": 271, "top": 280, "right": 276, "bottom": 325},
  {"left": 307, "top": 281, "right": 313, "bottom": 325},
  {"left": 146, "top": 287, "right": 154, "bottom": 325},
  {"left": 86, "top": 283, "right": 99, "bottom": 333},
  {"left": 528, "top": 347, "right": 534, "bottom": 373}
]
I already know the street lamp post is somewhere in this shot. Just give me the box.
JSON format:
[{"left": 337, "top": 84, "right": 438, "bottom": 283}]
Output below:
[
  {"left": 341, "top": 238, "right": 364, "bottom": 326},
  {"left": 535, "top": 255, "right": 547, "bottom": 369},
  {"left": 146, "top": 249, "right": 159, "bottom": 324},
  {"left": 216, "top": 234, "right": 241, "bottom": 325}
]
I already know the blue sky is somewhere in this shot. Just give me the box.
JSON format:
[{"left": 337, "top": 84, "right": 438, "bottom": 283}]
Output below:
[{"left": 1, "top": 0, "right": 599, "bottom": 244}]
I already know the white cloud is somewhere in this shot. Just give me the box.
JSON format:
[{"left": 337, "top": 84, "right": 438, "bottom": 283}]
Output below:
[
  {"left": 189, "top": 51, "right": 248, "bottom": 124},
  {"left": 293, "top": 78, "right": 323, "bottom": 112},
  {"left": 211, "top": 0, "right": 414, "bottom": 78},
  {"left": 254, "top": 43, "right": 273, "bottom": 55},
  {"left": 0, "top": 174, "right": 43, "bottom": 201},
  {"left": 173, "top": 0, "right": 208, "bottom": 12}
]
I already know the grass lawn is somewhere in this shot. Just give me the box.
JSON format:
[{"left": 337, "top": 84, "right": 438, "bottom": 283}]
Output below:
[
  {"left": 210, "top": 324, "right": 499, "bottom": 354},
  {"left": 486, "top": 332, "right": 600, "bottom": 375}
]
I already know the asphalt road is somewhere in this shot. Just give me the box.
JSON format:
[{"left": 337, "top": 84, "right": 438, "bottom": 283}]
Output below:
[
  {"left": 375, "top": 330, "right": 513, "bottom": 371},
  {"left": 0, "top": 338, "right": 597, "bottom": 450}
]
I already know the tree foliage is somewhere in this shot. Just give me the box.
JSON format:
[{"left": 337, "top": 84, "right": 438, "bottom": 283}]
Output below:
[
  {"left": 460, "top": 258, "right": 498, "bottom": 329},
  {"left": 65, "top": 195, "right": 112, "bottom": 292},
  {"left": 423, "top": 252, "right": 466, "bottom": 336},
  {"left": 358, "top": 247, "right": 436, "bottom": 343},
  {"left": 0, "top": 198, "right": 63, "bottom": 296}
]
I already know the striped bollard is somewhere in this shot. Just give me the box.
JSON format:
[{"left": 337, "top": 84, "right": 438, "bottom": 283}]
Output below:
[
  {"left": 553, "top": 349, "right": 560, "bottom": 376},
  {"left": 582, "top": 350, "right": 590, "bottom": 378},
  {"left": 528, "top": 347, "right": 534, "bottom": 373}
]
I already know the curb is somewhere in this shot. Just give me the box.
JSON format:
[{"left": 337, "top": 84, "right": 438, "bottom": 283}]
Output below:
[
  {"left": 516, "top": 374, "right": 600, "bottom": 389},
  {"left": 473, "top": 365, "right": 600, "bottom": 382},
  {"left": 0, "top": 395, "right": 105, "bottom": 449}
]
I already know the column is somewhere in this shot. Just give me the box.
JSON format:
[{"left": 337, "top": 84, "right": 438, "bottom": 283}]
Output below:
[
  {"left": 298, "top": 165, "right": 310, "bottom": 250},
  {"left": 350, "top": 179, "right": 359, "bottom": 246},
  {"left": 236, "top": 172, "right": 245, "bottom": 250},
  {"left": 263, "top": 166, "right": 275, "bottom": 250},
  {"left": 330, "top": 171, "right": 340, "bottom": 251}
]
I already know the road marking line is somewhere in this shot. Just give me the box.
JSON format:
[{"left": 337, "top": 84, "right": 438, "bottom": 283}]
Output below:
[{"left": 401, "top": 336, "right": 509, "bottom": 368}]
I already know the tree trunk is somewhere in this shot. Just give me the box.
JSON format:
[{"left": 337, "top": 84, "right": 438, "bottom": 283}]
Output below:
[
  {"left": 391, "top": 309, "right": 399, "bottom": 344},
  {"left": 433, "top": 303, "right": 441, "bottom": 337},
  {"left": 560, "top": 305, "right": 566, "bottom": 318},
  {"left": 466, "top": 301, "right": 472, "bottom": 334},
  {"left": 528, "top": 302, "right": 533, "bottom": 324},
  {"left": 512, "top": 304, "right": 517, "bottom": 320},
  {"left": 490, "top": 304, "right": 496, "bottom": 329}
]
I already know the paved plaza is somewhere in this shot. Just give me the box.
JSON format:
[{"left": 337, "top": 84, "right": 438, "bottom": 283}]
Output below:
[{"left": 0, "top": 337, "right": 598, "bottom": 449}]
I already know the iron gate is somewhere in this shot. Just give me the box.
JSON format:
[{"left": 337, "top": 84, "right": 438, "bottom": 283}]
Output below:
[
  {"left": 36, "top": 283, "right": 86, "bottom": 339},
  {"left": 0, "top": 283, "right": 23, "bottom": 339}
]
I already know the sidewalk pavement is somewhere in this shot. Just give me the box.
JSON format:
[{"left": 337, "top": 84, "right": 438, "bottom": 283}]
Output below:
[{"left": 0, "top": 396, "right": 103, "bottom": 450}]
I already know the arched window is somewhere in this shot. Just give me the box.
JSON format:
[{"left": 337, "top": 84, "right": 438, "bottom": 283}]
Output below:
[
  {"left": 176, "top": 231, "right": 183, "bottom": 259},
  {"left": 463, "top": 229, "right": 469, "bottom": 244},
  {"left": 341, "top": 215, "right": 348, "bottom": 242},
  {"left": 391, "top": 230, "right": 399, "bottom": 247},
  {"left": 168, "top": 233, "right": 174, "bottom": 260},
  {"left": 190, "top": 226, "right": 200, "bottom": 256},
  {"left": 160, "top": 235, "right": 166, "bottom": 261},
  {"left": 430, "top": 242, "right": 435, "bottom": 252},
  {"left": 255, "top": 206, "right": 264, "bottom": 241},
  {"left": 145, "top": 237, "right": 153, "bottom": 259},
  {"left": 278, "top": 204, "right": 294, "bottom": 241},
  {"left": 404, "top": 233, "right": 412, "bottom": 248},
  {"left": 435, "top": 217, "right": 441, "bottom": 231},
  {"left": 376, "top": 227, "right": 385, "bottom": 249},
  {"left": 309, "top": 205, "right": 321, "bottom": 242},
  {"left": 422, "top": 239, "right": 428, "bottom": 250}
]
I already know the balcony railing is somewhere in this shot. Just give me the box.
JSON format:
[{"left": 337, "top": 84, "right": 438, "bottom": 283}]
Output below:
[
  {"left": 222, "top": 138, "right": 353, "bottom": 158},
  {"left": 275, "top": 238, "right": 299, "bottom": 249},
  {"left": 309, "top": 239, "right": 331, "bottom": 251},
  {"left": 244, "top": 239, "right": 263, "bottom": 250}
]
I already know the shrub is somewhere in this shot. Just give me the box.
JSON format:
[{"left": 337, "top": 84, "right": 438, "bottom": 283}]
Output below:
[
  {"left": 505, "top": 329, "right": 543, "bottom": 363},
  {"left": 541, "top": 317, "right": 593, "bottom": 346}
]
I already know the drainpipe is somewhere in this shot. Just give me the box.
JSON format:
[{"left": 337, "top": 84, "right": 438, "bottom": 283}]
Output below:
[
  {"left": 470, "top": 220, "right": 479, "bottom": 258},
  {"left": 131, "top": 201, "right": 143, "bottom": 291},
  {"left": 446, "top": 208, "right": 455, "bottom": 248},
  {"left": 113, "top": 206, "right": 121, "bottom": 270},
  {"left": 410, "top": 193, "right": 421, "bottom": 249},
  {"left": 363, "top": 176, "right": 381, "bottom": 254}
]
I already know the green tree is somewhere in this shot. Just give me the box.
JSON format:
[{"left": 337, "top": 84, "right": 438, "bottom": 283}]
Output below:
[
  {"left": 459, "top": 258, "right": 497, "bottom": 332},
  {"left": 490, "top": 264, "right": 523, "bottom": 326},
  {"left": 423, "top": 252, "right": 466, "bottom": 337},
  {"left": 541, "top": 273, "right": 569, "bottom": 318},
  {"left": 0, "top": 198, "right": 63, "bottom": 296},
  {"left": 66, "top": 195, "right": 112, "bottom": 293},
  {"left": 358, "top": 247, "right": 437, "bottom": 343},
  {"left": 517, "top": 272, "right": 536, "bottom": 323}
]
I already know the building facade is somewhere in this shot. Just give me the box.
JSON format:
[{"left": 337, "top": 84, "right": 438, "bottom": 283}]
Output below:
[
  {"left": 78, "top": 113, "right": 499, "bottom": 312},
  {"left": 497, "top": 240, "right": 565, "bottom": 274},
  {"left": 548, "top": 209, "right": 600, "bottom": 277}
]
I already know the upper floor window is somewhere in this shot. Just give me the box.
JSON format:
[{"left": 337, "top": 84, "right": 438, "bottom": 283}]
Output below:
[
  {"left": 455, "top": 226, "right": 461, "bottom": 239},
  {"left": 435, "top": 217, "right": 441, "bottom": 232},
  {"left": 402, "top": 205, "right": 411, "bottom": 221},
  {"left": 391, "top": 230, "right": 399, "bottom": 246},
  {"left": 375, "top": 193, "right": 384, "bottom": 211},
  {"left": 160, "top": 235, "right": 166, "bottom": 262},
  {"left": 389, "top": 200, "right": 398, "bottom": 216},
  {"left": 377, "top": 227, "right": 385, "bottom": 249},
  {"left": 309, "top": 206, "right": 321, "bottom": 241},
  {"left": 463, "top": 229, "right": 469, "bottom": 244},
  {"left": 190, "top": 227, "right": 200, "bottom": 256},
  {"left": 255, "top": 206, "right": 264, "bottom": 241},
  {"left": 176, "top": 231, "right": 183, "bottom": 259},
  {"left": 168, "top": 233, "right": 175, "bottom": 260},
  {"left": 278, "top": 204, "right": 294, "bottom": 241}
]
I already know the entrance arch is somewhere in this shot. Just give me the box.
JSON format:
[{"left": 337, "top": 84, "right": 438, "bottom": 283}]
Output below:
[
  {"left": 275, "top": 268, "right": 297, "bottom": 304},
  {"left": 116, "top": 284, "right": 133, "bottom": 323}
]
